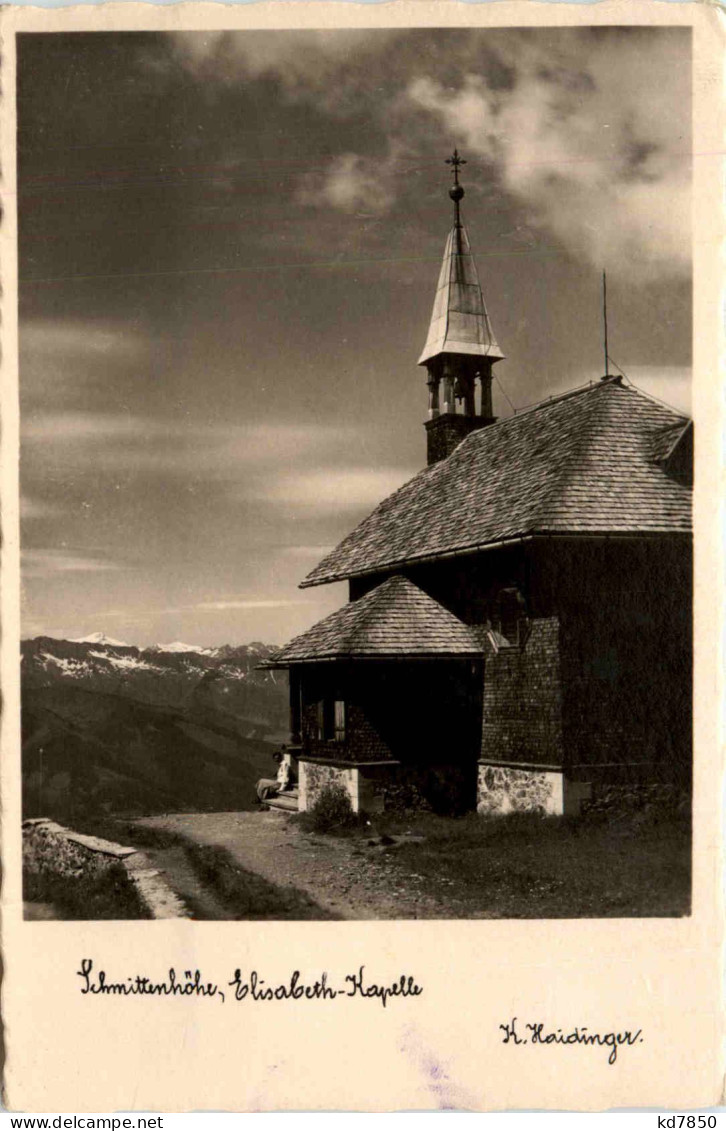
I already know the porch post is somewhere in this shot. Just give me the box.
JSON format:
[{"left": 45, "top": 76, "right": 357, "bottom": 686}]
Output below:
[{"left": 289, "top": 668, "right": 302, "bottom": 745}]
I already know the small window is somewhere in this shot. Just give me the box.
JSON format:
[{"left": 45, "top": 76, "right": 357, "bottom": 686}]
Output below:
[
  {"left": 315, "top": 698, "right": 346, "bottom": 742},
  {"left": 491, "top": 586, "right": 529, "bottom": 649},
  {"left": 499, "top": 590, "right": 522, "bottom": 644}
]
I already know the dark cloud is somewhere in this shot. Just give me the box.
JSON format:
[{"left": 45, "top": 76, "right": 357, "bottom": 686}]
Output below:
[{"left": 17, "top": 28, "right": 692, "bottom": 645}]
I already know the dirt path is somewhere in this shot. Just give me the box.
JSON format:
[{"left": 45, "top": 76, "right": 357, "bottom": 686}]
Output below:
[
  {"left": 142, "top": 845, "right": 231, "bottom": 920},
  {"left": 133, "top": 811, "right": 453, "bottom": 920}
]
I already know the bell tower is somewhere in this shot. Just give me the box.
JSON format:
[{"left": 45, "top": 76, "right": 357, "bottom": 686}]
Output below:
[{"left": 418, "top": 150, "right": 505, "bottom": 466}]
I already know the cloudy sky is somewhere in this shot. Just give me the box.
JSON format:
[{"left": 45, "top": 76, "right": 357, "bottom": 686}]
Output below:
[{"left": 18, "top": 27, "right": 692, "bottom": 647}]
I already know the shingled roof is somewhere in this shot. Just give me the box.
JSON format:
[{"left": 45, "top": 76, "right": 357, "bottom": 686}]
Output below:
[
  {"left": 266, "top": 575, "right": 484, "bottom": 666},
  {"left": 302, "top": 379, "right": 692, "bottom": 589}
]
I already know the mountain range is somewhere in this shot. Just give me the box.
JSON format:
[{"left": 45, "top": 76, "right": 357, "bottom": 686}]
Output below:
[{"left": 21, "top": 635, "right": 289, "bottom": 823}]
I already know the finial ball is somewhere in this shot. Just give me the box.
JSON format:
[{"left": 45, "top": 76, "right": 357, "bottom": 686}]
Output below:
[{"left": 449, "top": 184, "right": 464, "bottom": 202}]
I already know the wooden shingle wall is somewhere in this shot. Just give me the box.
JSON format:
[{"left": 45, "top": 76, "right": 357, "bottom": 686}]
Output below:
[{"left": 481, "top": 617, "right": 565, "bottom": 768}]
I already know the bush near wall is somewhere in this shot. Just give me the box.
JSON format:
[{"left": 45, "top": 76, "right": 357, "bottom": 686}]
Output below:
[{"left": 305, "top": 783, "right": 357, "bottom": 834}]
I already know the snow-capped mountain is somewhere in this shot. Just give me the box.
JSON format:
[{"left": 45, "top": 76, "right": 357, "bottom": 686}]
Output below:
[
  {"left": 22, "top": 634, "right": 288, "bottom": 739},
  {"left": 62, "top": 634, "right": 276, "bottom": 659},
  {"left": 71, "top": 631, "right": 131, "bottom": 648},
  {"left": 21, "top": 636, "right": 289, "bottom": 823},
  {"left": 150, "top": 641, "right": 213, "bottom": 655}
]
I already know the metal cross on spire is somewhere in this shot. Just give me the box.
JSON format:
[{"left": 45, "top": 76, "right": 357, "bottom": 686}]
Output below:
[
  {"left": 445, "top": 149, "right": 466, "bottom": 224},
  {"left": 445, "top": 148, "right": 467, "bottom": 187}
]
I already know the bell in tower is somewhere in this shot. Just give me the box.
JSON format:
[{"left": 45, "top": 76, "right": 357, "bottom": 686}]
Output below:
[{"left": 418, "top": 150, "right": 505, "bottom": 466}]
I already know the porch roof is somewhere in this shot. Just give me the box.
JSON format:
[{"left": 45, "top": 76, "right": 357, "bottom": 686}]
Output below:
[{"left": 262, "top": 575, "right": 484, "bottom": 667}]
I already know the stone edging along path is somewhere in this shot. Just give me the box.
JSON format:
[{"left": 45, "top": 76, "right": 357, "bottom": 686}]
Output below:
[{"left": 23, "top": 818, "right": 190, "bottom": 920}]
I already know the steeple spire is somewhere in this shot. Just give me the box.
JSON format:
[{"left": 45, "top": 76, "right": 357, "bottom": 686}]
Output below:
[{"left": 419, "top": 151, "right": 505, "bottom": 465}]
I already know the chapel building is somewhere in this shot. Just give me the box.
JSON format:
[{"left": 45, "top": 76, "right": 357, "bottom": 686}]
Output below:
[{"left": 265, "top": 154, "right": 693, "bottom": 817}]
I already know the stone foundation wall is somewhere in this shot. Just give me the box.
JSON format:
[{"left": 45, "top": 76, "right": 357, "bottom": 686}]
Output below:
[
  {"left": 299, "top": 762, "right": 357, "bottom": 812},
  {"left": 477, "top": 764, "right": 564, "bottom": 815},
  {"left": 477, "top": 765, "right": 593, "bottom": 816},
  {"left": 583, "top": 782, "right": 689, "bottom": 818},
  {"left": 299, "top": 761, "right": 387, "bottom": 814}
]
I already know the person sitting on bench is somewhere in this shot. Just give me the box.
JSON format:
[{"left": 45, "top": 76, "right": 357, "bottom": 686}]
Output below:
[{"left": 256, "top": 749, "right": 293, "bottom": 803}]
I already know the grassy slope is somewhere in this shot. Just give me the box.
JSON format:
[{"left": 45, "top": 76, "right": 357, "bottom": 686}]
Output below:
[
  {"left": 24, "top": 859, "right": 151, "bottom": 920},
  {"left": 371, "top": 810, "right": 691, "bottom": 918},
  {"left": 22, "top": 684, "right": 276, "bottom": 823}
]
